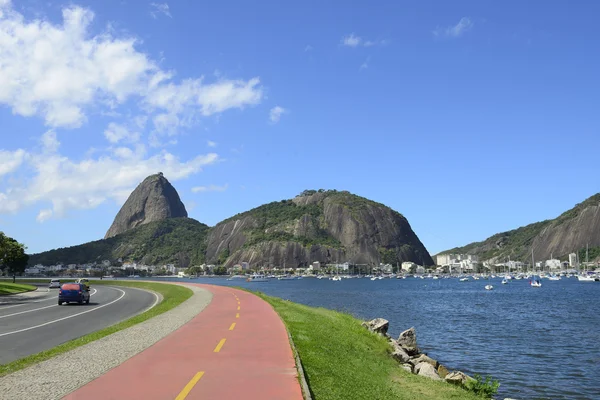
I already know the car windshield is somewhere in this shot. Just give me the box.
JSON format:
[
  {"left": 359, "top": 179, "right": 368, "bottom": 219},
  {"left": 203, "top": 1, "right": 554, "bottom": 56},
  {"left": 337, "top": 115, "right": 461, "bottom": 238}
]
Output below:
[{"left": 61, "top": 284, "right": 80, "bottom": 291}]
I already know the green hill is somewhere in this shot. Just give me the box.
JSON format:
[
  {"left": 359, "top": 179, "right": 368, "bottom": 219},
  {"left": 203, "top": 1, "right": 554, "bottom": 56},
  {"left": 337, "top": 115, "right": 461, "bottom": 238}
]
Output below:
[
  {"left": 29, "top": 218, "right": 209, "bottom": 267},
  {"left": 439, "top": 193, "right": 600, "bottom": 263}
]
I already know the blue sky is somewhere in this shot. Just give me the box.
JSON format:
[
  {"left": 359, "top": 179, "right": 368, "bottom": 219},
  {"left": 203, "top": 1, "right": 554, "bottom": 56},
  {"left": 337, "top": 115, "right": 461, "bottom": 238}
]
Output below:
[{"left": 0, "top": 0, "right": 599, "bottom": 256}]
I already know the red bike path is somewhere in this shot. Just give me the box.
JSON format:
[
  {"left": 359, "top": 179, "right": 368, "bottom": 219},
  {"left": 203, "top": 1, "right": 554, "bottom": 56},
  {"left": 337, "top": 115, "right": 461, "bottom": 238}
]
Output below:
[{"left": 64, "top": 283, "right": 303, "bottom": 400}]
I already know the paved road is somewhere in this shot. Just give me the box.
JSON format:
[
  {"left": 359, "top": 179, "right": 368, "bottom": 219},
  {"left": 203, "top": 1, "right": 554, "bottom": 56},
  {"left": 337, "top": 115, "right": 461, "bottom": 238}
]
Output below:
[
  {"left": 0, "top": 284, "right": 159, "bottom": 364},
  {"left": 67, "top": 284, "right": 303, "bottom": 400}
]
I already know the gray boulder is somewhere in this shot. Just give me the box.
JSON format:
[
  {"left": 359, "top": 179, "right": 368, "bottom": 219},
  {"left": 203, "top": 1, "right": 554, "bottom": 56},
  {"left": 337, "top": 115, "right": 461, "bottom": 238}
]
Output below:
[
  {"left": 410, "top": 354, "right": 438, "bottom": 369},
  {"left": 445, "top": 371, "right": 475, "bottom": 386},
  {"left": 398, "top": 327, "right": 419, "bottom": 355},
  {"left": 400, "top": 364, "right": 412, "bottom": 373},
  {"left": 389, "top": 339, "right": 411, "bottom": 363},
  {"left": 416, "top": 363, "right": 442, "bottom": 381},
  {"left": 437, "top": 365, "right": 449, "bottom": 379},
  {"left": 361, "top": 318, "right": 389, "bottom": 336}
]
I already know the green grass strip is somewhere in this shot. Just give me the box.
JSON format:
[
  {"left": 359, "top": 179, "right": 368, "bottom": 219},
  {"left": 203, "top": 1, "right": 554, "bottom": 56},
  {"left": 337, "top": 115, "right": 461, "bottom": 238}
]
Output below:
[
  {"left": 0, "top": 280, "right": 192, "bottom": 377},
  {"left": 0, "top": 282, "right": 37, "bottom": 295},
  {"left": 250, "top": 290, "right": 481, "bottom": 400}
]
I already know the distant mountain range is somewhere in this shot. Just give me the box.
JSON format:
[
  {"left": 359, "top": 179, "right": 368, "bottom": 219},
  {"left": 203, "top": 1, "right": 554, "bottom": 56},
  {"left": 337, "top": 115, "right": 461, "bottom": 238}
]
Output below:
[
  {"left": 439, "top": 193, "right": 600, "bottom": 263},
  {"left": 29, "top": 176, "right": 434, "bottom": 268}
]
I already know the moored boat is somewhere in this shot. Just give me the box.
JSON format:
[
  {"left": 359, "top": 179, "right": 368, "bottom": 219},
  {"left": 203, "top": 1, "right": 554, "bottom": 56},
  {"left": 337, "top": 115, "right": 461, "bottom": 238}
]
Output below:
[{"left": 247, "top": 274, "right": 269, "bottom": 282}]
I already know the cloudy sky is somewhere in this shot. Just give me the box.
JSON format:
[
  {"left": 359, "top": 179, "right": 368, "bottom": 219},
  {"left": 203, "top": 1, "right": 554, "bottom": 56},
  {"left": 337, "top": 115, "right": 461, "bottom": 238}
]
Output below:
[{"left": 1, "top": 0, "right": 599, "bottom": 254}]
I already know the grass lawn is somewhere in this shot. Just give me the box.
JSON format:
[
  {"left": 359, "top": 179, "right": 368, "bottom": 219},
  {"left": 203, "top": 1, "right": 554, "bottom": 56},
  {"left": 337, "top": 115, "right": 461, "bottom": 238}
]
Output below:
[
  {"left": 0, "top": 280, "right": 193, "bottom": 377},
  {"left": 255, "top": 292, "right": 482, "bottom": 400},
  {"left": 0, "top": 282, "right": 37, "bottom": 295}
]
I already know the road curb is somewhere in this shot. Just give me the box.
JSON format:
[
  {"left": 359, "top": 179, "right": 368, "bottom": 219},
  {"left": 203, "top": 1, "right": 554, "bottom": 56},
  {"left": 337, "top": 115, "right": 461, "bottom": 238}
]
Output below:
[{"left": 285, "top": 325, "right": 313, "bottom": 400}]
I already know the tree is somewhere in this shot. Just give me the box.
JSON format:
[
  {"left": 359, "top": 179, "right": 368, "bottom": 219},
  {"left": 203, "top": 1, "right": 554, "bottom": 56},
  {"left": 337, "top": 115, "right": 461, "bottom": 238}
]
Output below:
[
  {"left": 186, "top": 265, "right": 203, "bottom": 276},
  {"left": 0, "top": 232, "right": 29, "bottom": 283}
]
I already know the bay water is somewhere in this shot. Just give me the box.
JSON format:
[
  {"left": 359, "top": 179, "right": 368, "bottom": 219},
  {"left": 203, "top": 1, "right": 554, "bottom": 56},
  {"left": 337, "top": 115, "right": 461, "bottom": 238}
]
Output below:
[{"left": 153, "top": 276, "right": 599, "bottom": 399}]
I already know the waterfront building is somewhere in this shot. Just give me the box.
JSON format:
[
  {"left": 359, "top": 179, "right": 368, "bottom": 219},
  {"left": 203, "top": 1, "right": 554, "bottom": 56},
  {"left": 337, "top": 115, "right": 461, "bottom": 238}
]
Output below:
[
  {"left": 401, "top": 262, "right": 416, "bottom": 272},
  {"left": 569, "top": 253, "right": 578, "bottom": 268},
  {"left": 545, "top": 259, "right": 561, "bottom": 270}
]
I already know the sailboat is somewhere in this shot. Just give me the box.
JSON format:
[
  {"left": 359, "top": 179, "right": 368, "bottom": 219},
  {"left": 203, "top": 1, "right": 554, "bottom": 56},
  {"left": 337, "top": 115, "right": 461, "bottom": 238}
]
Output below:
[
  {"left": 278, "top": 261, "right": 296, "bottom": 280},
  {"left": 578, "top": 244, "right": 595, "bottom": 282},
  {"left": 530, "top": 249, "right": 542, "bottom": 287}
]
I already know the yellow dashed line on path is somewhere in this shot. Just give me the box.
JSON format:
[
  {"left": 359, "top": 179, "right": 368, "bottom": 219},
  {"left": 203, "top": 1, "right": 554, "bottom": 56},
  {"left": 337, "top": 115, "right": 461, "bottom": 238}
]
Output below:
[
  {"left": 229, "top": 322, "right": 236, "bottom": 331},
  {"left": 237, "top": 305, "right": 240, "bottom": 311},
  {"left": 174, "top": 371, "right": 204, "bottom": 400},
  {"left": 236, "top": 313, "right": 240, "bottom": 318},
  {"left": 214, "top": 338, "right": 226, "bottom": 353}
]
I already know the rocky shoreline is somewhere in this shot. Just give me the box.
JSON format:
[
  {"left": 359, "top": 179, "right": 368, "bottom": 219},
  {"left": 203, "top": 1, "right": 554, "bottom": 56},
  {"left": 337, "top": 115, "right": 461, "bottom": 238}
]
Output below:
[{"left": 361, "top": 318, "right": 514, "bottom": 399}]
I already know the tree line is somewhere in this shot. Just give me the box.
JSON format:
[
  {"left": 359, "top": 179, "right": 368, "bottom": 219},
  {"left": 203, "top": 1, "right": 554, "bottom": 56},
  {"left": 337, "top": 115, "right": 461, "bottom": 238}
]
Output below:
[{"left": 0, "top": 232, "right": 29, "bottom": 283}]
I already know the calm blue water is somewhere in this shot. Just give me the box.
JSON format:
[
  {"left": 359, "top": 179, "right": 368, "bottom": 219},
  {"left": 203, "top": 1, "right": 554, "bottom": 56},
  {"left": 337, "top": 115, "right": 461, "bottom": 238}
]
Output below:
[{"left": 149, "top": 276, "right": 600, "bottom": 400}]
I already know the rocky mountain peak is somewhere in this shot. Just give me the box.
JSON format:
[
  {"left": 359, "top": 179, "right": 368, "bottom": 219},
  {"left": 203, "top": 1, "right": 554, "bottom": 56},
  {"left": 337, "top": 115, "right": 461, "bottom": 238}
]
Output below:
[{"left": 104, "top": 173, "right": 188, "bottom": 239}]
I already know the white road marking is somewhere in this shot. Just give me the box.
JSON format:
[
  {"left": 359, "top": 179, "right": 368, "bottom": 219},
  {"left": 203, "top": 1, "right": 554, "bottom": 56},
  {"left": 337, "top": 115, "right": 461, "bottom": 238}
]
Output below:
[
  {"left": 143, "top": 291, "right": 161, "bottom": 313},
  {"left": 0, "top": 293, "right": 57, "bottom": 310},
  {"left": 0, "top": 288, "right": 126, "bottom": 337},
  {"left": 0, "top": 289, "right": 98, "bottom": 319}
]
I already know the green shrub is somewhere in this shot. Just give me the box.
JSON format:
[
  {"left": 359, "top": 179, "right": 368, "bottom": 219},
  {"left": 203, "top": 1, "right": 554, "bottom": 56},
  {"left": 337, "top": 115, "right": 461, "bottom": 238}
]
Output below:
[{"left": 465, "top": 374, "right": 499, "bottom": 398}]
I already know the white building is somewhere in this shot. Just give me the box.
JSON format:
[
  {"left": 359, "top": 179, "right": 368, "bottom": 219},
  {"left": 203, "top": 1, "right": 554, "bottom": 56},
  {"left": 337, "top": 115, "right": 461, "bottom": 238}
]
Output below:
[
  {"left": 380, "top": 263, "right": 393, "bottom": 273},
  {"left": 25, "top": 266, "right": 42, "bottom": 275},
  {"left": 415, "top": 266, "right": 425, "bottom": 274},
  {"left": 568, "top": 253, "right": 578, "bottom": 268},
  {"left": 437, "top": 254, "right": 480, "bottom": 272},
  {"left": 241, "top": 262, "right": 250, "bottom": 270},
  {"left": 165, "top": 264, "right": 177, "bottom": 274},
  {"left": 401, "top": 262, "right": 416, "bottom": 272},
  {"left": 545, "top": 259, "right": 561, "bottom": 270}
]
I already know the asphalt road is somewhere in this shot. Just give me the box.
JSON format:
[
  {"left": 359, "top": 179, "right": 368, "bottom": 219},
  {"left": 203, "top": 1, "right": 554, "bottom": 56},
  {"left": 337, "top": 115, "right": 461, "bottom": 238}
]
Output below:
[{"left": 0, "top": 284, "right": 159, "bottom": 365}]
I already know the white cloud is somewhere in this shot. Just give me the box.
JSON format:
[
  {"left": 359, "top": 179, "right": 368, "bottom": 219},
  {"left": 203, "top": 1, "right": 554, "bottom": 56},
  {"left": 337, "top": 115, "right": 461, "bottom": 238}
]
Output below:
[
  {"left": 342, "top": 33, "right": 362, "bottom": 47},
  {"left": 269, "top": 106, "right": 287, "bottom": 124},
  {"left": 191, "top": 184, "right": 228, "bottom": 193},
  {"left": 0, "top": 149, "right": 26, "bottom": 177},
  {"left": 40, "top": 130, "right": 60, "bottom": 152},
  {"left": 0, "top": 133, "right": 219, "bottom": 219},
  {"left": 207, "top": 140, "right": 217, "bottom": 147},
  {"left": 145, "top": 77, "right": 263, "bottom": 134},
  {"left": 104, "top": 122, "right": 140, "bottom": 144},
  {"left": 36, "top": 209, "right": 52, "bottom": 223},
  {"left": 150, "top": 3, "right": 171, "bottom": 19},
  {"left": 0, "top": 3, "right": 263, "bottom": 132},
  {"left": 341, "top": 34, "right": 386, "bottom": 48},
  {"left": 360, "top": 56, "right": 370, "bottom": 71},
  {"left": 433, "top": 17, "right": 473, "bottom": 38}
]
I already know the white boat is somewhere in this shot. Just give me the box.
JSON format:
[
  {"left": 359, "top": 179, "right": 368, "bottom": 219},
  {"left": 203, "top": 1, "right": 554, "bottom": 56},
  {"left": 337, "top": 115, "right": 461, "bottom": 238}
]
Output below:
[
  {"left": 548, "top": 275, "right": 561, "bottom": 281},
  {"left": 246, "top": 274, "right": 269, "bottom": 282},
  {"left": 485, "top": 285, "right": 493, "bottom": 290},
  {"left": 577, "top": 244, "right": 596, "bottom": 282},
  {"left": 332, "top": 276, "right": 342, "bottom": 282},
  {"left": 530, "top": 277, "right": 542, "bottom": 287},
  {"left": 577, "top": 274, "right": 595, "bottom": 282},
  {"left": 278, "top": 275, "right": 296, "bottom": 280},
  {"left": 459, "top": 277, "right": 469, "bottom": 282},
  {"left": 501, "top": 279, "right": 508, "bottom": 284}
]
